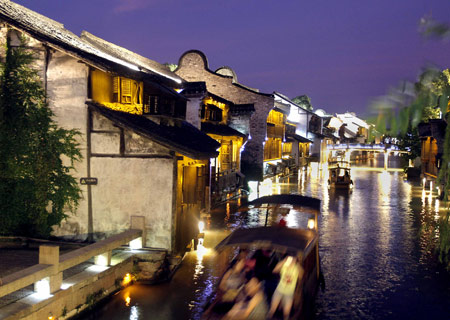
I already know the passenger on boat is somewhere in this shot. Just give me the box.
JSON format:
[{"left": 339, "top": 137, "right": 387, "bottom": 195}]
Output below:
[
  {"left": 268, "top": 256, "right": 304, "bottom": 320},
  {"left": 219, "top": 259, "right": 246, "bottom": 303},
  {"left": 224, "top": 277, "right": 268, "bottom": 320}
]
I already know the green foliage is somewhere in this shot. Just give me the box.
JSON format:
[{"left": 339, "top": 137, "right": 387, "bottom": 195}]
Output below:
[
  {"left": 419, "top": 14, "right": 450, "bottom": 39},
  {"left": 0, "top": 34, "right": 81, "bottom": 237},
  {"left": 397, "top": 126, "right": 421, "bottom": 162},
  {"left": 371, "top": 67, "right": 450, "bottom": 269},
  {"left": 85, "top": 288, "right": 105, "bottom": 306},
  {"left": 292, "top": 94, "right": 313, "bottom": 111},
  {"left": 62, "top": 306, "right": 68, "bottom": 317},
  {"left": 163, "top": 63, "right": 178, "bottom": 72}
]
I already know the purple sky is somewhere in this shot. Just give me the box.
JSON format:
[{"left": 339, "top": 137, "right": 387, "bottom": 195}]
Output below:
[{"left": 14, "top": 0, "right": 450, "bottom": 115}]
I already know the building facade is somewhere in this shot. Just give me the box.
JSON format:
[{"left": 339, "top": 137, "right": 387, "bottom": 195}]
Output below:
[
  {"left": 175, "top": 50, "right": 274, "bottom": 181},
  {"left": 0, "top": 1, "right": 219, "bottom": 252}
]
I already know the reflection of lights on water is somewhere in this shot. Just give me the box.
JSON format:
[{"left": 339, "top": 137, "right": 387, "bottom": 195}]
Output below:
[
  {"left": 125, "top": 294, "right": 131, "bottom": 306},
  {"left": 435, "top": 199, "right": 440, "bottom": 213},
  {"left": 196, "top": 243, "right": 211, "bottom": 262},
  {"left": 434, "top": 198, "right": 441, "bottom": 221},
  {"left": 198, "top": 221, "right": 205, "bottom": 233},
  {"left": 130, "top": 305, "right": 139, "bottom": 320},
  {"left": 378, "top": 171, "right": 391, "bottom": 204},
  {"left": 310, "top": 162, "right": 319, "bottom": 176},
  {"left": 422, "top": 189, "right": 427, "bottom": 207}
]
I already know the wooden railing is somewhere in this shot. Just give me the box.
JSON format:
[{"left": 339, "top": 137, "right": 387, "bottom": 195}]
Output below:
[{"left": 211, "top": 170, "right": 242, "bottom": 195}]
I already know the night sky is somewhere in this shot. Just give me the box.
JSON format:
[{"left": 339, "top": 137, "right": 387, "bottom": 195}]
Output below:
[{"left": 13, "top": 0, "right": 450, "bottom": 115}]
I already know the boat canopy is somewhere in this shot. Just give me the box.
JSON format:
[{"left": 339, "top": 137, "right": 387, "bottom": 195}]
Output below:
[
  {"left": 215, "top": 226, "right": 317, "bottom": 254},
  {"left": 328, "top": 160, "right": 351, "bottom": 169},
  {"left": 245, "top": 194, "right": 321, "bottom": 213}
]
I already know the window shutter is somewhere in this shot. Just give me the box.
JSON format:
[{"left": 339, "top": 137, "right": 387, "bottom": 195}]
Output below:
[
  {"left": 113, "top": 76, "right": 120, "bottom": 102},
  {"left": 149, "top": 95, "right": 159, "bottom": 114},
  {"left": 121, "top": 79, "right": 132, "bottom": 104}
]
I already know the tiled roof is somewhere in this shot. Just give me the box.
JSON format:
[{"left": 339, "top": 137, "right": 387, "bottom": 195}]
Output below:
[
  {"left": 81, "top": 31, "right": 184, "bottom": 85},
  {"left": 0, "top": 0, "right": 181, "bottom": 86},
  {"left": 201, "top": 122, "right": 247, "bottom": 138},
  {"left": 89, "top": 102, "right": 220, "bottom": 159},
  {"left": 286, "top": 133, "right": 313, "bottom": 143}
]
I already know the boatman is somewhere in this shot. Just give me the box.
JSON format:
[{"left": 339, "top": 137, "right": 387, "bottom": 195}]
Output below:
[{"left": 267, "top": 255, "right": 304, "bottom": 320}]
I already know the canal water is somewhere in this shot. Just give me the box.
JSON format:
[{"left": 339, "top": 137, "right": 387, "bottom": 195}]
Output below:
[{"left": 81, "top": 160, "right": 450, "bottom": 319}]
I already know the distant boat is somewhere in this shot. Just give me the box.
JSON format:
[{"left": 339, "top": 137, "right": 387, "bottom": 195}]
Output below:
[{"left": 328, "top": 161, "right": 353, "bottom": 189}]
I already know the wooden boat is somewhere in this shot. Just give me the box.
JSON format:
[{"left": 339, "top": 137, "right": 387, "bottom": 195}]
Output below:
[
  {"left": 328, "top": 161, "right": 353, "bottom": 189},
  {"left": 202, "top": 194, "right": 322, "bottom": 320}
]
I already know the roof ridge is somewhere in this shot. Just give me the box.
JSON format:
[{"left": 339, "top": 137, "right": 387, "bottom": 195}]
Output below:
[{"left": 80, "top": 30, "right": 183, "bottom": 84}]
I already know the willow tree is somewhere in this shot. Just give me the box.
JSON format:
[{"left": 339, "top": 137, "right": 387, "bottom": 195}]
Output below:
[
  {"left": 0, "top": 35, "right": 81, "bottom": 237},
  {"left": 371, "top": 65, "right": 450, "bottom": 268}
]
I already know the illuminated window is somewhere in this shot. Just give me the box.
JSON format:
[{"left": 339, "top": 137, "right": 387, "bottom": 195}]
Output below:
[{"left": 113, "top": 77, "right": 139, "bottom": 104}]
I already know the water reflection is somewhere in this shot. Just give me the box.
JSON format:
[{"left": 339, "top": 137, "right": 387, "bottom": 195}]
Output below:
[
  {"left": 85, "top": 164, "right": 450, "bottom": 320},
  {"left": 129, "top": 306, "right": 138, "bottom": 320}
]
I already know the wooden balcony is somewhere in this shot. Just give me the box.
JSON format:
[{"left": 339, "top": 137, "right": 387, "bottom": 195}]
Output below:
[{"left": 267, "top": 125, "right": 284, "bottom": 138}]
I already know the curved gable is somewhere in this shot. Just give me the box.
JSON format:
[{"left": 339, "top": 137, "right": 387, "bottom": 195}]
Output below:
[{"left": 177, "top": 50, "right": 209, "bottom": 71}]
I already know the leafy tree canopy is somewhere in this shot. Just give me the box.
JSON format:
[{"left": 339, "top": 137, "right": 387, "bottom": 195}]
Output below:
[
  {"left": 370, "top": 16, "right": 450, "bottom": 268},
  {"left": 0, "top": 34, "right": 82, "bottom": 237},
  {"left": 292, "top": 95, "right": 313, "bottom": 111}
]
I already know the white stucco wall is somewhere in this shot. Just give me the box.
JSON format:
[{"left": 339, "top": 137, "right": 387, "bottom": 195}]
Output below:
[
  {"left": 185, "top": 96, "right": 202, "bottom": 129},
  {"left": 90, "top": 157, "right": 174, "bottom": 249},
  {"left": 46, "top": 50, "right": 90, "bottom": 238},
  {"left": 89, "top": 114, "right": 176, "bottom": 250}
]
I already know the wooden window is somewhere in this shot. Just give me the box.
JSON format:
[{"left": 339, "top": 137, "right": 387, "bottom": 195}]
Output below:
[
  {"left": 121, "top": 79, "right": 132, "bottom": 104},
  {"left": 112, "top": 76, "right": 138, "bottom": 104},
  {"left": 149, "top": 95, "right": 159, "bottom": 114},
  {"left": 221, "top": 141, "right": 232, "bottom": 171},
  {"left": 113, "top": 76, "right": 120, "bottom": 102}
]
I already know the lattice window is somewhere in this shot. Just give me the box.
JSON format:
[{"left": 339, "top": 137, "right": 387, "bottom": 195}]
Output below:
[
  {"left": 113, "top": 76, "right": 120, "bottom": 102},
  {"left": 121, "top": 79, "right": 132, "bottom": 104}
]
